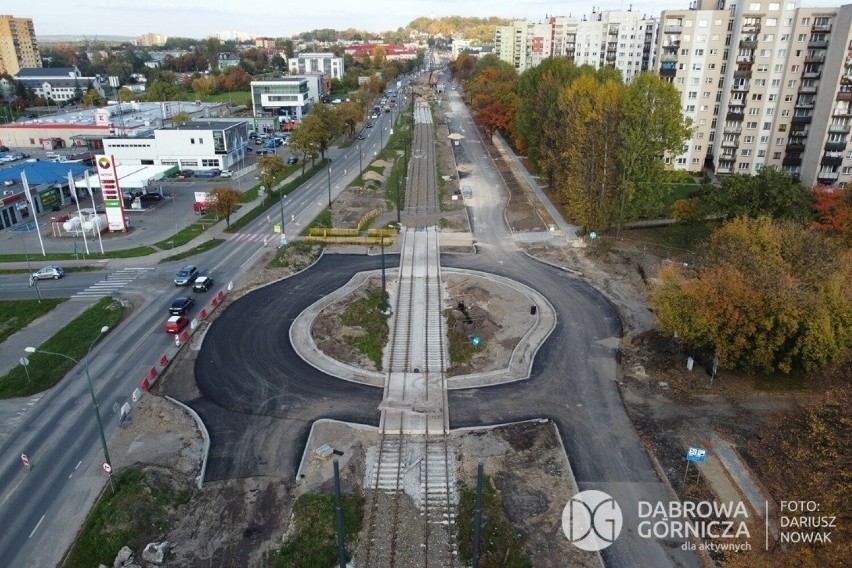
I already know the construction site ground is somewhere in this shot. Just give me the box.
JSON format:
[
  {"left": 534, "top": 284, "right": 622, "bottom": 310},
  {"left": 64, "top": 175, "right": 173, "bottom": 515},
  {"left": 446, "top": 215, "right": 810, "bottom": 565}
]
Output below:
[{"left": 92, "top": 97, "right": 851, "bottom": 567}]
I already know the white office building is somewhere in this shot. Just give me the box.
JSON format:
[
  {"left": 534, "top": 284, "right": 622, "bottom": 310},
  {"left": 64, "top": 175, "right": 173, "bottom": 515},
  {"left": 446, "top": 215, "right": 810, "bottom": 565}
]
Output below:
[
  {"left": 288, "top": 53, "right": 344, "bottom": 80},
  {"left": 102, "top": 120, "right": 250, "bottom": 171}
]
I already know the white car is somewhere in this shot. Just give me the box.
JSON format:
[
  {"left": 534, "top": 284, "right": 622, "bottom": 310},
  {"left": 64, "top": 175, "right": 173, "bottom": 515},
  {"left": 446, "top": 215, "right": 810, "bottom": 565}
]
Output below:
[{"left": 220, "top": 170, "right": 233, "bottom": 177}]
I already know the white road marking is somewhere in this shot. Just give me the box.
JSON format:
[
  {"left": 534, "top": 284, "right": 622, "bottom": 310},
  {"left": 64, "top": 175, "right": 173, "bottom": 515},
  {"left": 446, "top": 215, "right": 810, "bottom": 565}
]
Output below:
[{"left": 28, "top": 515, "right": 45, "bottom": 538}]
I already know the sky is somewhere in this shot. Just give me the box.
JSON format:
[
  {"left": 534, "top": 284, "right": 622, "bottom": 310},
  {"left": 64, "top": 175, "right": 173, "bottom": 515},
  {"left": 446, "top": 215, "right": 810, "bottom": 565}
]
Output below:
[{"left": 18, "top": 0, "right": 844, "bottom": 39}]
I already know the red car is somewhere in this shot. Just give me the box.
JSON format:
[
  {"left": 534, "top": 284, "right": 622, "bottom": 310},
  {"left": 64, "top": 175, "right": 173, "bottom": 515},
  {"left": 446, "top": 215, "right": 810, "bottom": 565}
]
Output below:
[{"left": 164, "top": 315, "right": 189, "bottom": 334}]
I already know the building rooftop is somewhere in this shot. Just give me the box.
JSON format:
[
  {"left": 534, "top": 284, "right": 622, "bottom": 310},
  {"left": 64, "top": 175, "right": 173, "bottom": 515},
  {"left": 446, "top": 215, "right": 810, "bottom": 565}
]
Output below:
[
  {"left": 164, "top": 120, "right": 242, "bottom": 131},
  {"left": 16, "top": 67, "right": 78, "bottom": 78}
]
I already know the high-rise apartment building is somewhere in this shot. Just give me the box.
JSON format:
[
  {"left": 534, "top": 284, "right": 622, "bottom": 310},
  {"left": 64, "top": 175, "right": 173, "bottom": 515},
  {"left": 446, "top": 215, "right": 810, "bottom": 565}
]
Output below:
[
  {"left": 494, "top": 11, "right": 657, "bottom": 82},
  {"left": 137, "top": 33, "right": 168, "bottom": 47},
  {"left": 0, "top": 15, "right": 41, "bottom": 76},
  {"left": 658, "top": 0, "right": 852, "bottom": 188}
]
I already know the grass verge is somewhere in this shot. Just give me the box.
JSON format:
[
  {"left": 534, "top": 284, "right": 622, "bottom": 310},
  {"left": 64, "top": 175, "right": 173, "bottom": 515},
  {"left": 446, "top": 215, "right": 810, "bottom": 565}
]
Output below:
[
  {"left": 267, "top": 240, "right": 324, "bottom": 269},
  {"left": 0, "top": 297, "right": 129, "bottom": 399},
  {"left": 64, "top": 467, "right": 191, "bottom": 568},
  {"left": 226, "top": 160, "right": 328, "bottom": 234},
  {"left": 159, "top": 238, "right": 225, "bottom": 262},
  {"left": 0, "top": 298, "right": 67, "bottom": 343},
  {"left": 0, "top": 246, "right": 157, "bottom": 263},
  {"left": 153, "top": 213, "right": 219, "bottom": 250},
  {"left": 301, "top": 209, "right": 332, "bottom": 235},
  {"left": 275, "top": 494, "right": 363, "bottom": 567},
  {"left": 456, "top": 475, "right": 532, "bottom": 568},
  {"left": 341, "top": 288, "right": 389, "bottom": 370}
]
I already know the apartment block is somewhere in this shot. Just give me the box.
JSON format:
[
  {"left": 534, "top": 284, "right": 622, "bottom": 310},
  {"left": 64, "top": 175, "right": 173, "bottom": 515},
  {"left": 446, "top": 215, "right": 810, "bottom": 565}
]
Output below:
[
  {"left": 658, "top": 0, "right": 852, "bottom": 188},
  {"left": 137, "top": 33, "right": 168, "bottom": 47},
  {"left": 494, "top": 11, "right": 657, "bottom": 82},
  {"left": 0, "top": 15, "right": 41, "bottom": 76}
]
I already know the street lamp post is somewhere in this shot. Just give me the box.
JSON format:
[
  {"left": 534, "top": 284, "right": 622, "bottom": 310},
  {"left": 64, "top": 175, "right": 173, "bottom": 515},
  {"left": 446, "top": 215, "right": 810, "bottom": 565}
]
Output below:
[
  {"left": 20, "top": 234, "right": 41, "bottom": 302},
  {"left": 25, "top": 325, "right": 117, "bottom": 493},
  {"left": 358, "top": 141, "right": 362, "bottom": 174}
]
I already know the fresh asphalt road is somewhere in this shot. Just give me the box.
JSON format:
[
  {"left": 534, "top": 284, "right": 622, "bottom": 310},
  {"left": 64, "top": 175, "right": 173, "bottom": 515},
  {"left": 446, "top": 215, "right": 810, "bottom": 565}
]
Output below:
[
  {"left": 192, "top": 255, "right": 395, "bottom": 480},
  {"left": 0, "top": 80, "right": 412, "bottom": 567}
]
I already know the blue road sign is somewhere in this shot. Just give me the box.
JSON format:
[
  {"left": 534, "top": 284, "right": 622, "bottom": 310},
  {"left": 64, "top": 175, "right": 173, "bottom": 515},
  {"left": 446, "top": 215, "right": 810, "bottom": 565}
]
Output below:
[{"left": 686, "top": 447, "right": 707, "bottom": 462}]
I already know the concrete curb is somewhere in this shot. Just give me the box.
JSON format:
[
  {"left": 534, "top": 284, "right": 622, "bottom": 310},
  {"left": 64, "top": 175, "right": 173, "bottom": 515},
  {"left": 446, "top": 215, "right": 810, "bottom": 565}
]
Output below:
[
  {"left": 290, "top": 270, "right": 389, "bottom": 387},
  {"left": 164, "top": 395, "right": 210, "bottom": 490},
  {"left": 443, "top": 268, "right": 557, "bottom": 390},
  {"left": 295, "top": 418, "right": 380, "bottom": 483}
]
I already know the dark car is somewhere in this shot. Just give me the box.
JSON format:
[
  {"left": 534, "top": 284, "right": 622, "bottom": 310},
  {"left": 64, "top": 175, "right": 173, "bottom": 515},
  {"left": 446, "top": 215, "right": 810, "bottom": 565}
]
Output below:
[
  {"left": 192, "top": 276, "right": 213, "bottom": 292},
  {"left": 365, "top": 122, "right": 373, "bottom": 128},
  {"left": 194, "top": 170, "right": 218, "bottom": 178},
  {"left": 287, "top": 156, "right": 298, "bottom": 166},
  {"left": 169, "top": 296, "right": 196, "bottom": 315},
  {"left": 356, "top": 134, "right": 366, "bottom": 140},
  {"left": 177, "top": 170, "right": 195, "bottom": 179},
  {"left": 174, "top": 264, "right": 199, "bottom": 286}
]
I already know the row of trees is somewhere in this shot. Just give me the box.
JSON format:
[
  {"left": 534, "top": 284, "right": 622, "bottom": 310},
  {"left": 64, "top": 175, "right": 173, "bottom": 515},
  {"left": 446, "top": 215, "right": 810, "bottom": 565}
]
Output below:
[
  {"left": 451, "top": 53, "right": 852, "bottom": 374},
  {"left": 455, "top": 55, "right": 692, "bottom": 231}
]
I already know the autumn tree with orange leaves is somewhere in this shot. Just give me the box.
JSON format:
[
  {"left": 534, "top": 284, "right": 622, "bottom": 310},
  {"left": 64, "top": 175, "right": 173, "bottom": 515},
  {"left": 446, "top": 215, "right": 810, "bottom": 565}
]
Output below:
[{"left": 650, "top": 216, "right": 852, "bottom": 374}]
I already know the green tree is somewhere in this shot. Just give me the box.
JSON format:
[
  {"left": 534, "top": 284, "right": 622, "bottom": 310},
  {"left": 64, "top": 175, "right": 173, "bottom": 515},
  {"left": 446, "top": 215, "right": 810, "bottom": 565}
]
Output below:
[
  {"left": 616, "top": 72, "right": 692, "bottom": 225},
  {"left": 558, "top": 72, "right": 623, "bottom": 231},
  {"left": 305, "top": 103, "right": 341, "bottom": 159},
  {"left": 335, "top": 101, "right": 363, "bottom": 138},
  {"left": 80, "top": 88, "right": 106, "bottom": 108},
  {"left": 704, "top": 166, "right": 815, "bottom": 221},
  {"left": 256, "top": 155, "right": 287, "bottom": 193},
  {"left": 171, "top": 111, "right": 190, "bottom": 126},
  {"left": 207, "top": 186, "right": 241, "bottom": 228},
  {"left": 144, "top": 78, "right": 181, "bottom": 101},
  {"left": 288, "top": 122, "right": 321, "bottom": 171},
  {"left": 515, "top": 58, "right": 584, "bottom": 185},
  {"left": 650, "top": 216, "right": 852, "bottom": 373}
]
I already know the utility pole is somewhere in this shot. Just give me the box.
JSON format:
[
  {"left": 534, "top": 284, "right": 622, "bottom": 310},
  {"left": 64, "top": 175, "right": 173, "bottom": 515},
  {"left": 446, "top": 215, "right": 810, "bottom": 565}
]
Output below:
[
  {"left": 327, "top": 158, "right": 332, "bottom": 208},
  {"left": 380, "top": 234, "right": 387, "bottom": 312}
]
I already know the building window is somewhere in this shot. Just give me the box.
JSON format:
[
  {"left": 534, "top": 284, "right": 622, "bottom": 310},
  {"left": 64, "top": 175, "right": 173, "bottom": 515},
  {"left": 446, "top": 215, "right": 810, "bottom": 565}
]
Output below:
[
  {"left": 758, "top": 149, "right": 766, "bottom": 157},
  {"left": 744, "top": 136, "right": 754, "bottom": 143},
  {"left": 190, "top": 138, "right": 195, "bottom": 144},
  {"left": 742, "top": 149, "right": 752, "bottom": 156},
  {"left": 774, "top": 152, "right": 782, "bottom": 159},
  {"left": 180, "top": 159, "right": 198, "bottom": 167},
  {"left": 776, "top": 137, "right": 786, "bottom": 145},
  {"left": 739, "top": 162, "right": 750, "bottom": 170},
  {"left": 750, "top": 108, "right": 761, "bottom": 115},
  {"left": 843, "top": 166, "right": 852, "bottom": 175},
  {"left": 202, "top": 159, "right": 219, "bottom": 167},
  {"left": 747, "top": 121, "right": 758, "bottom": 129}
]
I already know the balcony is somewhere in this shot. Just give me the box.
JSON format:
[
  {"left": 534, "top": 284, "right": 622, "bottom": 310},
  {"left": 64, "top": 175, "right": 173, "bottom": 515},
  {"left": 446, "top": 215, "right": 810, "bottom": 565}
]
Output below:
[
  {"left": 742, "top": 24, "right": 761, "bottom": 33},
  {"left": 837, "top": 91, "right": 852, "bottom": 101},
  {"left": 821, "top": 155, "right": 843, "bottom": 167},
  {"left": 728, "top": 96, "right": 746, "bottom": 106},
  {"left": 664, "top": 25, "right": 683, "bottom": 33},
  {"left": 736, "top": 55, "right": 755, "bottom": 65},
  {"left": 723, "top": 124, "right": 742, "bottom": 134},
  {"left": 732, "top": 83, "right": 750, "bottom": 92},
  {"left": 721, "top": 140, "right": 739, "bottom": 148},
  {"left": 739, "top": 39, "right": 758, "bottom": 49},
  {"left": 832, "top": 107, "right": 851, "bottom": 117},
  {"left": 795, "top": 100, "right": 815, "bottom": 109},
  {"left": 726, "top": 111, "right": 745, "bottom": 121},
  {"left": 716, "top": 165, "right": 735, "bottom": 174},
  {"left": 792, "top": 115, "right": 813, "bottom": 125},
  {"left": 812, "top": 23, "right": 832, "bottom": 33},
  {"left": 734, "top": 69, "right": 753, "bottom": 79},
  {"left": 818, "top": 171, "right": 840, "bottom": 181},
  {"left": 805, "top": 54, "right": 826, "bottom": 64},
  {"left": 825, "top": 141, "right": 847, "bottom": 152},
  {"left": 660, "top": 66, "right": 677, "bottom": 76},
  {"left": 799, "top": 84, "right": 818, "bottom": 94},
  {"left": 808, "top": 40, "right": 829, "bottom": 49},
  {"left": 828, "top": 123, "right": 851, "bottom": 134},
  {"left": 660, "top": 53, "right": 678, "bottom": 63},
  {"left": 786, "top": 142, "right": 805, "bottom": 152},
  {"left": 803, "top": 70, "right": 822, "bottom": 79},
  {"left": 783, "top": 155, "right": 802, "bottom": 167}
]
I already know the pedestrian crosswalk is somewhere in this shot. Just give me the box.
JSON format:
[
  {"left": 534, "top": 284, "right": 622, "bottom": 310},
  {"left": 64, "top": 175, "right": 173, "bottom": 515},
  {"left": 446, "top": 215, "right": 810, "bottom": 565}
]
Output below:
[
  {"left": 228, "top": 231, "right": 291, "bottom": 243},
  {"left": 72, "top": 268, "right": 155, "bottom": 299}
]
